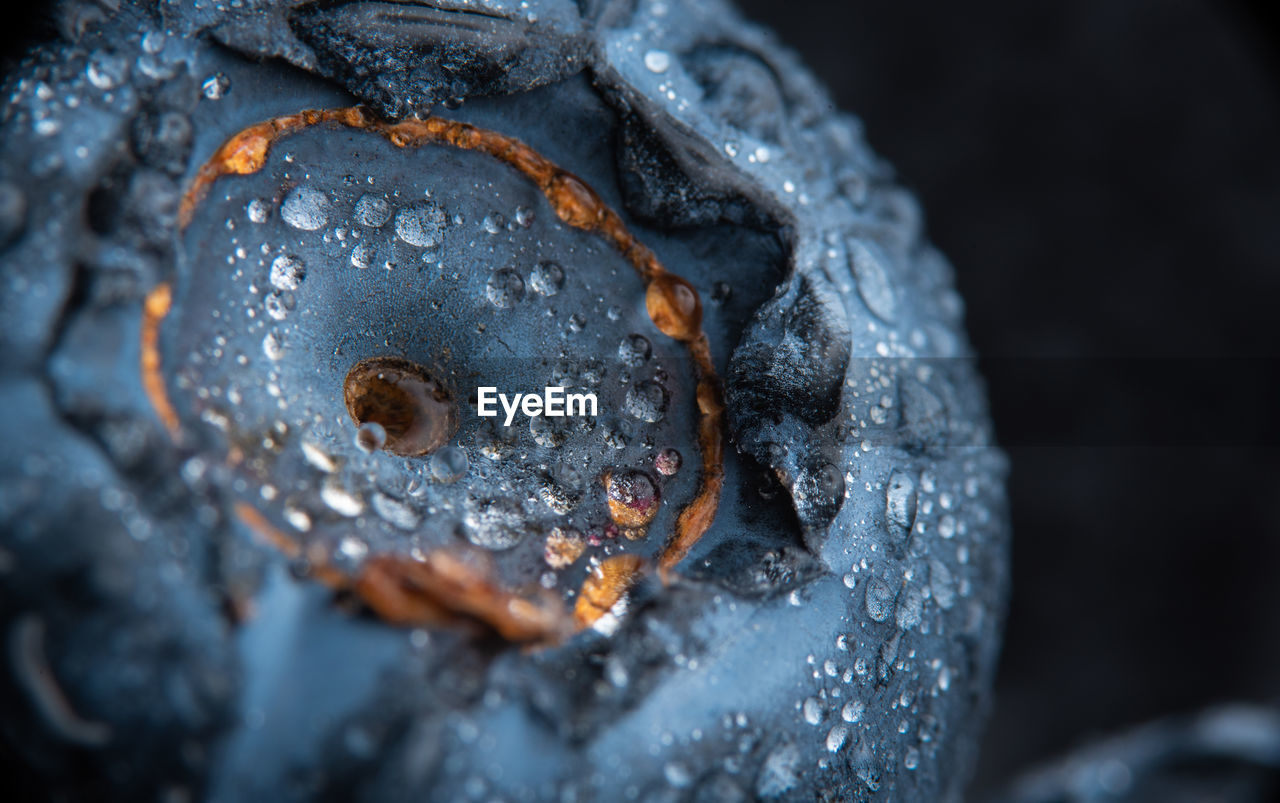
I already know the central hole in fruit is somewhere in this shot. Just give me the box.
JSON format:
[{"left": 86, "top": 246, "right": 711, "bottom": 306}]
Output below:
[{"left": 343, "top": 356, "right": 456, "bottom": 457}]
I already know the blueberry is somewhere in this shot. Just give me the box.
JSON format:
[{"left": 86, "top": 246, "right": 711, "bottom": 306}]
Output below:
[{"left": 0, "top": 1, "right": 1008, "bottom": 800}]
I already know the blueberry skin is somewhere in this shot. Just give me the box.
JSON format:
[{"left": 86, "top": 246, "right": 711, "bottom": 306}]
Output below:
[{"left": 0, "top": 1, "right": 1009, "bottom": 801}]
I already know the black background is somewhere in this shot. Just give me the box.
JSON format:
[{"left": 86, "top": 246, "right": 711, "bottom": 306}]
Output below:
[
  {"left": 734, "top": 0, "right": 1280, "bottom": 794},
  {"left": 3, "top": 0, "right": 1280, "bottom": 797}
]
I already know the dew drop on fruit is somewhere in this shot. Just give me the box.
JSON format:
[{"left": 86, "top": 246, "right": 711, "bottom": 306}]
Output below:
[
  {"left": 262, "top": 332, "right": 284, "bottom": 361},
  {"left": 485, "top": 268, "right": 525, "bottom": 308},
  {"left": 544, "top": 526, "right": 585, "bottom": 569},
  {"left": 354, "top": 194, "right": 391, "bottom": 228},
  {"left": 429, "top": 445, "right": 469, "bottom": 483},
  {"left": 354, "top": 421, "right": 387, "bottom": 453},
  {"left": 529, "top": 261, "right": 564, "bottom": 296},
  {"left": 604, "top": 469, "right": 661, "bottom": 528},
  {"left": 847, "top": 239, "right": 897, "bottom": 323},
  {"left": 617, "top": 334, "right": 652, "bottom": 367},
  {"left": 655, "top": 447, "right": 681, "bottom": 476},
  {"left": 624, "top": 380, "right": 668, "bottom": 423},
  {"left": 343, "top": 357, "right": 456, "bottom": 457},
  {"left": 394, "top": 201, "right": 445, "bottom": 247},
  {"left": 644, "top": 49, "right": 671, "bottom": 73},
  {"left": 802, "top": 697, "right": 823, "bottom": 726},
  {"left": 269, "top": 254, "right": 305, "bottom": 291},
  {"left": 885, "top": 469, "right": 918, "bottom": 535},
  {"left": 841, "top": 700, "right": 865, "bottom": 723},
  {"left": 264, "top": 292, "right": 288, "bottom": 321},
  {"left": 464, "top": 497, "right": 528, "bottom": 550},
  {"left": 245, "top": 198, "right": 269, "bottom": 223},
  {"left": 350, "top": 241, "right": 376, "bottom": 269},
  {"left": 864, "top": 576, "right": 894, "bottom": 622},
  {"left": 201, "top": 73, "right": 229, "bottom": 100},
  {"left": 825, "top": 724, "right": 849, "bottom": 753},
  {"left": 371, "top": 492, "right": 420, "bottom": 530},
  {"left": 281, "top": 186, "right": 329, "bottom": 231},
  {"left": 321, "top": 479, "right": 364, "bottom": 517}
]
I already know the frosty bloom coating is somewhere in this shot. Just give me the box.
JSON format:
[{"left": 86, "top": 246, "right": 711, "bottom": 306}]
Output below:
[{"left": 476, "top": 386, "right": 597, "bottom": 426}]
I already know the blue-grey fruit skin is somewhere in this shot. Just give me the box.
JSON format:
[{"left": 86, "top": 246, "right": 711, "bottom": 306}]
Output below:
[{"left": 0, "top": 1, "right": 1009, "bottom": 801}]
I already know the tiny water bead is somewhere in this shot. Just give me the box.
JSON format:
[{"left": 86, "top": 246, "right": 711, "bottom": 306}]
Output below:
[
  {"left": 354, "top": 421, "right": 387, "bottom": 453},
  {"left": 617, "top": 334, "right": 652, "bottom": 367},
  {"left": 464, "top": 497, "right": 529, "bottom": 550},
  {"left": 624, "top": 380, "right": 669, "bottom": 423},
  {"left": 394, "top": 200, "right": 445, "bottom": 247},
  {"left": 269, "top": 254, "right": 305, "bottom": 291},
  {"left": 429, "top": 445, "right": 469, "bottom": 483},
  {"left": 529, "top": 261, "right": 565, "bottom": 296},
  {"left": 354, "top": 193, "right": 391, "bottom": 228},
  {"left": 343, "top": 357, "right": 457, "bottom": 457},
  {"left": 485, "top": 268, "right": 525, "bottom": 308},
  {"left": 655, "top": 448, "right": 682, "bottom": 476},
  {"left": 603, "top": 468, "right": 661, "bottom": 529},
  {"left": 280, "top": 186, "right": 329, "bottom": 231}
]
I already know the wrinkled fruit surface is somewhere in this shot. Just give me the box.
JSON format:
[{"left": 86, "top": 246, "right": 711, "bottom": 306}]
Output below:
[{"left": 0, "top": 1, "right": 1009, "bottom": 800}]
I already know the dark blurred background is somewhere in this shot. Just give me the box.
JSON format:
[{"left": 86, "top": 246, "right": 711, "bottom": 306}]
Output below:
[
  {"left": 734, "top": 0, "right": 1280, "bottom": 795},
  {"left": 4, "top": 0, "right": 1279, "bottom": 796}
]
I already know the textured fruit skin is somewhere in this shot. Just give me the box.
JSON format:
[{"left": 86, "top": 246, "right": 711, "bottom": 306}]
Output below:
[{"left": 0, "top": 1, "right": 1009, "bottom": 800}]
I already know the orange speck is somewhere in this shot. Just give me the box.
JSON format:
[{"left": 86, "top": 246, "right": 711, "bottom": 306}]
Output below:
[{"left": 140, "top": 283, "right": 179, "bottom": 439}]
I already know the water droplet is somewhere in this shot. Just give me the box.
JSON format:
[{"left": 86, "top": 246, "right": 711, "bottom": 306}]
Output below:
[
  {"left": 885, "top": 470, "right": 918, "bottom": 536},
  {"left": 482, "top": 212, "right": 506, "bottom": 234},
  {"left": 428, "top": 445, "right": 468, "bottom": 483},
  {"left": 802, "top": 697, "right": 823, "bottom": 726},
  {"left": 246, "top": 198, "right": 269, "bottom": 223},
  {"left": 464, "top": 497, "right": 529, "bottom": 550},
  {"left": 841, "top": 701, "right": 865, "bottom": 723},
  {"left": 655, "top": 448, "right": 682, "bottom": 476},
  {"left": 262, "top": 332, "right": 284, "bottom": 361},
  {"left": 350, "top": 241, "right": 377, "bottom": 269},
  {"left": 354, "top": 194, "right": 391, "bottom": 227},
  {"left": 321, "top": 479, "right": 364, "bottom": 517},
  {"left": 280, "top": 187, "right": 330, "bottom": 231},
  {"left": 371, "top": 492, "right": 420, "bottom": 530},
  {"left": 904, "top": 747, "right": 920, "bottom": 770},
  {"left": 604, "top": 469, "right": 661, "bottom": 528},
  {"left": 663, "top": 762, "right": 691, "bottom": 788},
  {"left": 544, "top": 526, "right": 585, "bottom": 569},
  {"left": 710, "top": 281, "right": 732, "bottom": 303},
  {"left": 847, "top": 239, "right": 897, "bottom": 322},
  {"left": 264, "top": 292, "right": 289, "bottom": 321},
  {"left": 86, "top": 51, "right": 128, "bottom": 90},
  {"left": 825, "top": 724, "right": 849, "bottom": 753},
  {"left": 514, "top": 206, "right": 534, "bottom": 227},
  {"left": 201, "top": 73, "right": 230, "bottom": 100},
  {"left": 617, "top": 334, "right": 652, "bottom": 366},
  {"left": 756, "top": 742, "right": 801, "bottom": 798},
  {"left": 929, "top": 559, "right": 955, "bottom": 610},
  {"left": 938, "top": 515, "right": 957, "bottom": 539},
  {"left": 529, "top": 261, "right": 565, "bottom": 296},
  {"left": 141, "top": 30, "right": 166, "bottom": 54},
  {"left": 485, "top": 268, "right": 525, "bottom": 308},
  {"left": 644, "top": 49, "right": 672, "bottom": 73},
  {"left": 864, "top": 577, "right": 893, "bottom": 622},
  {"left": 529, "top": 415, "right": 567, "bottom": 449},
  {"left": 394, "top": 201, "right": 445, "bottom": 247},
  {"left": 624, "top": 380, "right": 668, "bottom": 423},
  {"left": 354, "top": 421, "right": 387, "bottom": 452},
  {"left": 269, "top": 254, "right": 305, "bottom": 291},
  {"left": 896, "top": 586, "right": 923, "bottom": 630},
  {"left": 343, "top": 357, "right": 456, "bottom": 457},
  {"left": 337, "top": 537, "right": 368, "bottom": 564}
]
